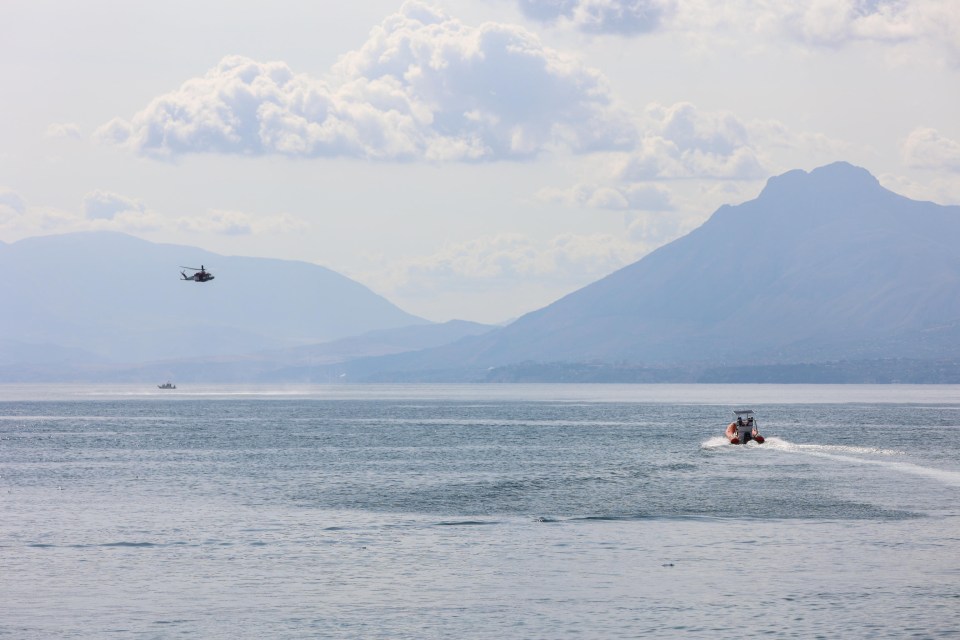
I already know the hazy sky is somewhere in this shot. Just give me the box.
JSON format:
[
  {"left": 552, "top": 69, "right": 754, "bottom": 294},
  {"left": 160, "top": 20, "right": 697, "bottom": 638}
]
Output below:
[{"left": 2, "top": 0, "right": 958, "bottom": 323}]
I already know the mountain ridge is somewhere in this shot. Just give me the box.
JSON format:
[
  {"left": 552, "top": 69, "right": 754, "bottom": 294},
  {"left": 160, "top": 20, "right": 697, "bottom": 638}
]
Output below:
[
  {"left": 4, "top": 162, "right": 959, "bottom": 383},
  {"left": 1, "top": 230, "right": 428, "bottom": 363},
  {"left": 317, "top": 161, "right": 960, "bottom": 379}
]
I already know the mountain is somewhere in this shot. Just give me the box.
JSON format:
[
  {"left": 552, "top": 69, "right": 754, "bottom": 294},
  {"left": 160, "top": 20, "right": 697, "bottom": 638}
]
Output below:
[
  {"left": 332, "top": 162, "right": 960, "bottom": 379},
  {"left": 486, "top": 162, "right": 960, "bottom": 364},
  {"left": 7, "top": 162, "right": 958, "bottom": 383},
  {"left": 0, "top": 319, "right": 495, "bottom": 383},
  {"left": 1, "top": 231, "right": 426, "bottom": 363},
  {"left": 262, "top": 319, "right": 496, "bottom": 365}
]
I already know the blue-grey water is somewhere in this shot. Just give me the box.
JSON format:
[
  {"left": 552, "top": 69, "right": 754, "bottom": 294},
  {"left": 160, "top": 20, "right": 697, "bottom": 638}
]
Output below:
[{"left": 2, "top": 384, "right": 959, "bottom": 638}]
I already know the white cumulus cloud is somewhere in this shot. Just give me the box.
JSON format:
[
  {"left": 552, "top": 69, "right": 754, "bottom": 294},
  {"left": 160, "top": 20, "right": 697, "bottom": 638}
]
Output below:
[
  {"left": 370, "top": 232, "right": 647, "bottom": 296},
  {"left": 617, "top": 102, "right": 767, "bottom": 180},
  {"left": 44, "top": 122, "right": 83, "bottom": 140},
  {"left": 0, "top": 191, "right": 86, "bottom": 236},
  {"left": 176, "top": 209, "right": 310, "bottom": 236},
  {"left": 902, "top": 128, "right": 960, "bottom": 172},
  {"left": 1, "top": 189, "right": 308, "bottom": 238},
  {"left": 83, "top": 190, "right": 147, "bottom": 220},
  {"left": 0, "top": 188, "right": 28, "bottom": 217},
  {"left": 676, "top": 0, "right": 960, "bottom": 64},
  {"left": 775, "top": 0, "right": 941, "bottom": 47},
  {"left": 97, "top": 2, "right": 635, "bottom": 161},
  {"left": 516, "top": 0, "right": 960, "bottom": 65}
]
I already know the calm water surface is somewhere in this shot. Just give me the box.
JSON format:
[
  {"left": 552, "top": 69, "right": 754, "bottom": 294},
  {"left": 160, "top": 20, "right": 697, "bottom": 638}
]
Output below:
[{"left": 1, "top": 384, "right": 959, "bottom": 638}]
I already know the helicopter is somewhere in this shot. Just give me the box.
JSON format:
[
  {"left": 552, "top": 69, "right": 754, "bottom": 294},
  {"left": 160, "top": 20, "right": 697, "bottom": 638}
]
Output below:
[{"left": 180, "top": 265, "right": 215, "bottom": 282}]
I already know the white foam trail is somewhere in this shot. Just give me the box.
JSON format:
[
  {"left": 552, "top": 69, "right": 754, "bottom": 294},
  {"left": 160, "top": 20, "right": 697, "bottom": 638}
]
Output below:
[
  {"left": 879, "top": 460, "right": 960, "bottom": 486},
  {"left": 762, "top": 437, "right": 900, "bottom": 456},
  {"left": 765, "top": 438, "right": 960, "bottom": 487},
  {"left": 700, "top": 436, "right": 770, "bottom": 450},
  {"left": 701, "top": 436, "right": 731, "bottom": 450}
]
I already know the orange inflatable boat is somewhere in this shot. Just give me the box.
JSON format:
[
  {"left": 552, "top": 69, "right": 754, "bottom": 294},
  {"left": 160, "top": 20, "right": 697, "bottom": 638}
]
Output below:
[{"left": 726, "top": 409, "right": 764, "bottom": 445}]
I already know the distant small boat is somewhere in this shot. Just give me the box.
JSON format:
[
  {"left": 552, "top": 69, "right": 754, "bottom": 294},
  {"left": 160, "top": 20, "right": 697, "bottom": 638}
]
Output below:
[
  {"left": 157, "top": 382, "right": 176, "bottom": 389},
  {"left": 725, "top": 409, "right": 764, "bottom": 444}
]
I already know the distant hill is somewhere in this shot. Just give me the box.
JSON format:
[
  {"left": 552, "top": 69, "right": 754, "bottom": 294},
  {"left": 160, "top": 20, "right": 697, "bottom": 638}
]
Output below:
[
  {"left": 1, "top": 231, "right": 427, "bottom": 364},
  {"left": 264, "top": 319, "right": 496, "bottom": 365},
  {"left": 7, "top": 162, "right": 959, "bottom": 383},
  {"left": 0, "top": 319, "right": 496, "bottom": 383},
  {"left": 328, "top": 162, "right": 960, "bottom": 380},
  {"left": 479, "top": 162, "right": 960, "bottom": 364}
]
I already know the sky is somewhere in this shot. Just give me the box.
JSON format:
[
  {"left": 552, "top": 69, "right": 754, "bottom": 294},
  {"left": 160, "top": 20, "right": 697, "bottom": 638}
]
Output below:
[{"left": 2, "top": 0, "right": 959, "bottom": 324}]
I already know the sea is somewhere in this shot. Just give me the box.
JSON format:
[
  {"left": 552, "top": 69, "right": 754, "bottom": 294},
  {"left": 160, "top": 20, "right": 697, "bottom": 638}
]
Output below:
[{"left": 1, "top": 383, "right": 958, "bottom": 639}]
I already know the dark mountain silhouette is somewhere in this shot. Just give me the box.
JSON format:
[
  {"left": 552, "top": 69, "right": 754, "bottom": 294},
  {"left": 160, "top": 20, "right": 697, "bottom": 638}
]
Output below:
[
  {"left": 330, "top": 162, "right": 960, "bottom": 379},
  {"left": 1, "top": 231, "right": 426, "bottom": 363}
]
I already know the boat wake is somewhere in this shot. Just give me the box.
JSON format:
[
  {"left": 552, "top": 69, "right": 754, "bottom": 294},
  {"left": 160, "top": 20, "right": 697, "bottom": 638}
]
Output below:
[
  {"left": 700, "top": 436, "right": 736, "bottom": 449},
  {"left": 763, "top": 438, "right": 960, "bottom": 487},
  {"left": 761, "top": 437, "right": 900, "bottom": 457},
  {"left": 702, "top": 435, "right": 960, "bottom": 486},
  {"left": 701, "top": 435, "right": 772, "bottom": 450}
]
